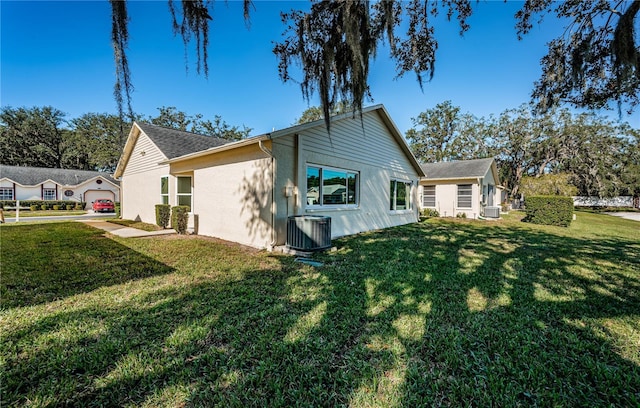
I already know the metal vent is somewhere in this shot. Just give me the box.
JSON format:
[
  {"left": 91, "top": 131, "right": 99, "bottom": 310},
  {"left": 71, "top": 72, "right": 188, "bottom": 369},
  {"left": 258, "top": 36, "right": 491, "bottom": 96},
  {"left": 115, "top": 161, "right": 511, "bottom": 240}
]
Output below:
[
  {"left": 286, "top": 216, "right": 331, "bottom": 251},
  {"left": 485, "top": 206, "right": 500, "bottom": 218}
]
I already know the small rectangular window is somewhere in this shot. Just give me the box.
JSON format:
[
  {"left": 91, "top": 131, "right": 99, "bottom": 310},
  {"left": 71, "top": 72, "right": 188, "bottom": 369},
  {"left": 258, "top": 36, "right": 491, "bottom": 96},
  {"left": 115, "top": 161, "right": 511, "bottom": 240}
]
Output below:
[
  {"left": 0, "top": 188, "right": 14, "bottom": 200},
  {"left": 160, "top": 176, "right": 169, "bottom": 205},
  {"left": 423, "top": 185, "right": 436, "bottom": 207},
  {"left": 390, "top": 180, "right": 412, "bottom": 211},
  {"left": 177, "top": 176, "right": 192, "bottom": 209},
  {"left": 457, "top": 184, "right": 472, "bottom": 208},
  {"left": 43, "top": 188, "right": 56, "bottom": 201},
  {"left": 306, "top": 165, "right": 359, "bottom": 208}
]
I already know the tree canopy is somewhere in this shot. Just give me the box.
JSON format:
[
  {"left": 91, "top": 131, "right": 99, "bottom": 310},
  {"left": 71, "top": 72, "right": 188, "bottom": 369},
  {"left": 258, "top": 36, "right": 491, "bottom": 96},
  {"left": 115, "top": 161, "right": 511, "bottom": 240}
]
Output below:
[
  {"left": 108, "top": 0, "right": 639, "bottom": 126},
  {"left": 0, "top": 106, "right": 249, "bottom": 172},
  {"left": 407, "top": 102, "right": 639, "bottom": 199}
]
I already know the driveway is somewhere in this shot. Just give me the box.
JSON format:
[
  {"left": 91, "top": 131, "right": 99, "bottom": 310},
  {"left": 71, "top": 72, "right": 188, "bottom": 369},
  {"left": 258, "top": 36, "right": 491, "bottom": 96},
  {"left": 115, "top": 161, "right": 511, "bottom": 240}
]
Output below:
[
  {"left": 2, "top": 212, "right": 115, "bottom": 223},
  {"left": 605, "top": 212, "right": 640, "bottom": 222}
]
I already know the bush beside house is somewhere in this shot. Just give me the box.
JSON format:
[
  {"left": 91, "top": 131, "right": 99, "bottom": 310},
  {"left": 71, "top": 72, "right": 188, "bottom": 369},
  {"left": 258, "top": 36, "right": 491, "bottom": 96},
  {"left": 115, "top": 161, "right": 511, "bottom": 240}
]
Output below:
[
  {"left": 155, "top": 204, "right": 171, "bottom": 228},
  {"left": 171, "top": 206, "right": 190, "bottom": 234}
]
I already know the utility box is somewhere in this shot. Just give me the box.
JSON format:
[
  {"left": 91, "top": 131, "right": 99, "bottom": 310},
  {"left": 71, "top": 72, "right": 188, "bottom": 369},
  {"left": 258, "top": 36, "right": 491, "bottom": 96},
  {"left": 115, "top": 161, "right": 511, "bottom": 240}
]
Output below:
[{"left": 286, "top": 215, "right": 331, "bottom": 251}]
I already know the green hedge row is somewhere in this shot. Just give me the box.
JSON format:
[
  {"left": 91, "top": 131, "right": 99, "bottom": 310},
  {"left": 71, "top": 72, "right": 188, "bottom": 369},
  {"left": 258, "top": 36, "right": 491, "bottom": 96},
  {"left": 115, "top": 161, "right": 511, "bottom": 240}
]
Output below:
[
  {"left": 524, "top": 196, "right": 574, "bottom": 227},
  {"left": 0, "top": 200, "right": 85, "bottom": 210},
  {"left": 171, "top": 206, "right": 190, "bottom": 234},
  {"left": 155, "top": 204, "right": 190, "bottom": 234},
  {"left": 155, "top": 204, "right": 171, "bottom": 229}
]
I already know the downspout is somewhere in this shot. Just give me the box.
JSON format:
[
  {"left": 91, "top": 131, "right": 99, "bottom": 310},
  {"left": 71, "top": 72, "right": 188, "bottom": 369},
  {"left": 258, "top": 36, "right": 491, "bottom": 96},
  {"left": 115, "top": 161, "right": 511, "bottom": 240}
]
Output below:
[{"left": 259, "top": 137, "right": 277, "bottom": 249}]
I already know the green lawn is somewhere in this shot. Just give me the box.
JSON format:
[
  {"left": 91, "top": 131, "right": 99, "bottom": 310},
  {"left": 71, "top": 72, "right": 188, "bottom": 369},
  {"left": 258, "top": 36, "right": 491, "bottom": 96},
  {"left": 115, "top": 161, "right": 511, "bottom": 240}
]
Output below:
[{"left": 1, "top": 213, "right": 639, "bottom": 407}]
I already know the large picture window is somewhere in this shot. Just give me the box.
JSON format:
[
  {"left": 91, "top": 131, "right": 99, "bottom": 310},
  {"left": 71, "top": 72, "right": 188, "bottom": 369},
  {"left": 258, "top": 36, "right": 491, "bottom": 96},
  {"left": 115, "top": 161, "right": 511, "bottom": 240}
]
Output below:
[
  {"left": 43, "top": 188, "right": 56, "bottom": 201},
  {"left": 390, "top": 180, "right": 411, "bottom": 211},
  {"left": 457, "top": 184, "right": 472, "bottom": 208},
  {"left": 160, "top": 176, "right": 169, "bottom": 205},
  {"left": 177, "top": 176, "right": 192, "bottom": 209},
  {"left": 0, "top": 187, "right": 14, "bottom": 200},
  {"left": 306, "top": 165, "right": 358, "bottom": 207},
  {"left": 423, "top": 185, "right": 436, "bottom": 207}
]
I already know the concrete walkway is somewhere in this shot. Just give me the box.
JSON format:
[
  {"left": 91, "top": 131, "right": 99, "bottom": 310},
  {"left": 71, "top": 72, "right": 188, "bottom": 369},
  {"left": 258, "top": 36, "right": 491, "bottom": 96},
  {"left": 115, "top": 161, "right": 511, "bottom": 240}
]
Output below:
[
  {"left": 605, "top": 212, "right": 640, "bottom": 222},
  {"left": 79, "top": 219, "right": 177, "bottom": 238}
]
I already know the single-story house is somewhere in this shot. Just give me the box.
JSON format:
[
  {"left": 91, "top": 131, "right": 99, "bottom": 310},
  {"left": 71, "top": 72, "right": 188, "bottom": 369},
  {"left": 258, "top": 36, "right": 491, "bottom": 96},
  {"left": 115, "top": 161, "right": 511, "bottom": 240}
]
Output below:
[
  {"left": 0, "top": 165, "right": 120, "bottom": 207},
  {"left": 114, "top": 104, "right": 425, "bottom": 249},
  {"left": 419, "top": 158, "right": 502, "bottom": 218}
]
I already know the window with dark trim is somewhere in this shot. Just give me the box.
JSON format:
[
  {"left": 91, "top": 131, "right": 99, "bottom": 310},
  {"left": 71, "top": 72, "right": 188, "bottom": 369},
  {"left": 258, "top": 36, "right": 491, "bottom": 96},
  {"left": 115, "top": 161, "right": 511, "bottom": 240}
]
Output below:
[{"left": 0, "top": 187, "right": 14, "bottom": 200}]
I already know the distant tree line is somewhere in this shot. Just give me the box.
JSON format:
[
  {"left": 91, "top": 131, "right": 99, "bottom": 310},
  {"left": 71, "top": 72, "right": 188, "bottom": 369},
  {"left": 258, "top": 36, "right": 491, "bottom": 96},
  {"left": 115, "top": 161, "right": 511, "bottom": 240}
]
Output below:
[
  {"left": 406, "top": 101, "right": 640, "bottom": 199},
  {"left": 0, "top": 106, "right": 252, "bottom": 173}
]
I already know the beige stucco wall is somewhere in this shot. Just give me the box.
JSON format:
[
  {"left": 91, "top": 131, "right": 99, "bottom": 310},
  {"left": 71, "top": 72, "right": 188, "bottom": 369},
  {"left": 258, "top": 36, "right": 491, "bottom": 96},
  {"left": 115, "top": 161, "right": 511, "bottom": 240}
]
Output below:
[
  {"left": 429, "top": 180, "right": 480, "bottom": 218},
  {"left": 170, "top": 143, "right": 274, "bottom": 249},
  {"left": 420, "top": 165, "right": 500, "bottom": 218}
]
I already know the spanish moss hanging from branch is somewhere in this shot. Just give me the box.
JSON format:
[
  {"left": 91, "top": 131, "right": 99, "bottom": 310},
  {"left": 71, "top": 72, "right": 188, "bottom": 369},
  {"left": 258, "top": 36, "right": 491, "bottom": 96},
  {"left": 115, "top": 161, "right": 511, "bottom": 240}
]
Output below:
[{"left": 273, "top": 0, "right": 472, "bottom": 132}]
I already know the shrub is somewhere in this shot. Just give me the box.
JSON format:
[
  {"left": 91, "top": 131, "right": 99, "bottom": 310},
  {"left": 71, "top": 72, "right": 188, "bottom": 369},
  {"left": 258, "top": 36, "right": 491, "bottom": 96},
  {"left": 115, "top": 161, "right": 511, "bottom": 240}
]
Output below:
[
  {"left": 115, "top": 202, "right": 121, "bottom": 218},
  {"left": 421, "top": 208, "right": 440, "bottom": 218},
  {"left": 75, "top": 203, "right": 84, "bottom": 210},
  {"left": 66, "top": 205, "right": 73, "bottom": 210},
  {"left": 171, "top": 206, "right": 190, "bottom": 234},
  {"left": 30, "top": 205, "right": 38, "bottom": 211},
  {"left": 53, "top": 205, "right": 60, "bottom": 210},
  {"left": 456, "top": 212, "right": 467, "bottom": 218},
  {"left": 155, "top": 204, "right": 171, "bottom": 228},
  {"left": 523, "top": 195, "right": 574, "bottom": 227},
  {"left": 40, "top": 204, "right": 48, "bottom": 211}
]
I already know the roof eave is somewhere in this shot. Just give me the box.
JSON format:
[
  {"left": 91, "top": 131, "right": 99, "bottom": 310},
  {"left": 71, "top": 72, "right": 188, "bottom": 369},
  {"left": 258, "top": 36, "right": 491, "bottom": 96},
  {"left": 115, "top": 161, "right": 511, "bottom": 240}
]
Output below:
[{"left": 160, "top": 135, "right": 270, "bottom": 165}]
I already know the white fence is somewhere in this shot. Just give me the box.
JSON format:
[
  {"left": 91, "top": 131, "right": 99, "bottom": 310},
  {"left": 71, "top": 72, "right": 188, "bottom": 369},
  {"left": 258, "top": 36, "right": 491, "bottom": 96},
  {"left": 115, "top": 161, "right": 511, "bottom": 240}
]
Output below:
[{"left": 573, "top": 196, "right": 634, "bottom": 207}]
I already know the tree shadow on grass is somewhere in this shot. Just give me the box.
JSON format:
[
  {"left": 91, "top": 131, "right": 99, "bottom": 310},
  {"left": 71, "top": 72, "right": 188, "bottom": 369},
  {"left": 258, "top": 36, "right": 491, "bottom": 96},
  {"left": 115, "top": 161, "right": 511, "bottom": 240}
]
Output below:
[
  {"left": 328, "top": 220, "right": 640, "bottom": 406},
  {"left": 2, "top": 219, "right": 639, "bottom": 406},
  {"left": 0, "top": 222, "right": 175, "bottom": 309}
]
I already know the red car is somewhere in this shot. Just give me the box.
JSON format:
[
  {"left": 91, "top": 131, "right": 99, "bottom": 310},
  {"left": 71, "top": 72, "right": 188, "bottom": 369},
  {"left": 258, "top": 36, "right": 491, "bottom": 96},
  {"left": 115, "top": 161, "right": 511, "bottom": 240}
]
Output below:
[{"left": 92, "top": 199, "right": 115, "bottom": 213}]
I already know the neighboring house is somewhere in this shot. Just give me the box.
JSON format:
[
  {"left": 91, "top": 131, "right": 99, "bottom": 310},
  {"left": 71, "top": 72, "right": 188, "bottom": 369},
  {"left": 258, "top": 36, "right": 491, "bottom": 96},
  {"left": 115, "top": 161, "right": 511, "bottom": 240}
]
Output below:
[
  {"left": 419, "top": 158, "right": 502, "bottom": 218},
  {"left": 114, "top": 105, "right": 424, "bottom": 249},
  {"left": 0, "top": 165, "right": 120, "bottom": 207}
]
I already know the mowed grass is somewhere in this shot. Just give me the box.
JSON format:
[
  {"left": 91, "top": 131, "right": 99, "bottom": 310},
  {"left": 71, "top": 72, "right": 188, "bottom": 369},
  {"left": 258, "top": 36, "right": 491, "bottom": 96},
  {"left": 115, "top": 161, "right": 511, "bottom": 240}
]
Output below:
[{"left": 1, "top": 213, "right": 638, "bottom": 407}]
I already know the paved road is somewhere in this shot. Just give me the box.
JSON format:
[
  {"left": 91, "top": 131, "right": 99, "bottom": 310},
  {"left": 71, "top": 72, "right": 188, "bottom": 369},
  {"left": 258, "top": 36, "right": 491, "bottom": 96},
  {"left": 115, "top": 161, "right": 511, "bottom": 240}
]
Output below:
[
  {"left": 605, "top": 212, "right": 640, "bottom": 222},
  {"left": 2, "top": 212, "right": 115, "bottom": 223}
]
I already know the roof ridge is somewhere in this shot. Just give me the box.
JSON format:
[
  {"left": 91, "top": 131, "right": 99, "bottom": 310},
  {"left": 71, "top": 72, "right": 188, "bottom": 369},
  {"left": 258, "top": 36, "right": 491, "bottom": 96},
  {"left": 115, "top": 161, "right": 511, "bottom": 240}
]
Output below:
[
  {"left": 136, "top": 121, "right": 229, "bottom": 143},
  {"left": 0, "top": 164, "right": 112, "bottom": 174}
]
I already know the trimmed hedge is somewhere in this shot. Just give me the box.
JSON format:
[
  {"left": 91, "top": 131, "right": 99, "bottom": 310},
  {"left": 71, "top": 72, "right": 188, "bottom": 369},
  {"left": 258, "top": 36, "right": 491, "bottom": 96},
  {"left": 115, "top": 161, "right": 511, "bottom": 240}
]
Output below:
[
  {"left": 0, "top": 200, "right": 85, "bottom": 210},
  {"left": 421, "top": 208, "right": 440, "bottom": 218},
  {"left": 155, "top": 204, "right": 171, "bottom": 229},
  {"left": 171, "top": 206, "right": 190, "bottom": 234},
  {"left": 524, "top": 195, "right": 574, "bottom": 227}
]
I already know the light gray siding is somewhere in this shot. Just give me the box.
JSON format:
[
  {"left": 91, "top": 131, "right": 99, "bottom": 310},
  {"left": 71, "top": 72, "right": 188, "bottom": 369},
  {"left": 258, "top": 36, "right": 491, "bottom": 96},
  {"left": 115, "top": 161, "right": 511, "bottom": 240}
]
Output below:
[{"left": 291, "top": 110, "right": 420, "bottom": 239}]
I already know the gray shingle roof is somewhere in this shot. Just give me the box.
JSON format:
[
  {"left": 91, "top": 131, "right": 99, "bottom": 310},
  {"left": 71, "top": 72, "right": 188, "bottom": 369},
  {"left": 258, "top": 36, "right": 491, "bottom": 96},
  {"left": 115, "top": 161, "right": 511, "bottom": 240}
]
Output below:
[
  {"left": 0, "top": 165, "right": 119, "bottom": 186},
  {"left": 420, "top": 158, "right": 495, "bottom": 180},
  {"left": 136, "top": 123, "right": 230, "bottom": 159}
]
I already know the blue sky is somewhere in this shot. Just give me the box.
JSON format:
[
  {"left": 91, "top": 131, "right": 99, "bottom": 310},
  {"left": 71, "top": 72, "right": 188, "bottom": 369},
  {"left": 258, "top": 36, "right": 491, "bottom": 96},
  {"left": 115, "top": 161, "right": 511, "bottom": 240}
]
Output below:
[{"left": 2, "top": 1, "right": 637, "bottom": 136}]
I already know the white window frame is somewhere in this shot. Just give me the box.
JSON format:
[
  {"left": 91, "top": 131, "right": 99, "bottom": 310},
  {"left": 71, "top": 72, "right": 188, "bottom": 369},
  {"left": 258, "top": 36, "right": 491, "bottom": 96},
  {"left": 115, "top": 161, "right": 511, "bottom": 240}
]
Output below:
[
  {"left": 43, "top": 188, "right": 56, "bottom": 201},
  {"left": 390, "top": 179, "right": 412, "bottom": 212},
  {"left": 423, "top": 185, "right": 436, "bottom": 208},
  {"left": 160, "top": 176, "right": 169, "bottom": 205},
  {"left": 0, "top": 187, "right": 14, "bottom": 201},
  {"left": 457, "top": 184, "right": 473, "bottom": 209},
  {"left": 306, "top": 164, "right": 359, "bottom": 209},
  {"left": 176, "top": 176, "right": 192, "bottom": 210}
]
